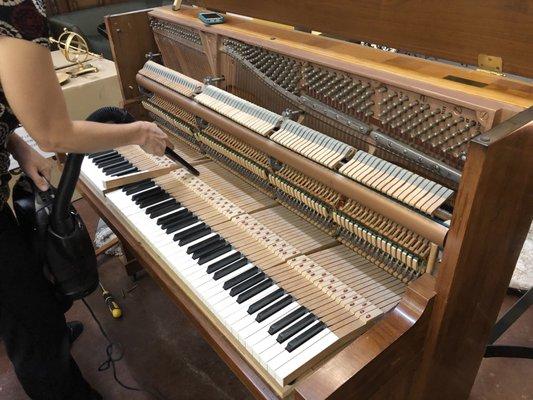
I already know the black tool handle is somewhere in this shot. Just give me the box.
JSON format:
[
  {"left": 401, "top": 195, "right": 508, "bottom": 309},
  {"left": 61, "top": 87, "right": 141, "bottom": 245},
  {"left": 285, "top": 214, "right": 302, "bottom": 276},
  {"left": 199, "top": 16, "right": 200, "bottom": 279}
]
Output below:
[{"left": 165, "top": 146, "right": 200, "bottom": 176}]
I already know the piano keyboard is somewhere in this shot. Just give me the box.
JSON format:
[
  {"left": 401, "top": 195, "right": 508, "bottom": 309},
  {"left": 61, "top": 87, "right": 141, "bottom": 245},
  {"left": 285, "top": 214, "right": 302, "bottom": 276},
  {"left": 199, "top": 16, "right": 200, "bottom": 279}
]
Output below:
[
  {"left": 80, "top": 145, "right": 176, "bottom": 191},
  {"left": 339, "top": 150, "right": 454, "bottom": 215},
  {"left": 139, "top": 60, "right": 202, "bottom": 98},
  {"left": 270, "top": 120, "right": 355, "bottom": 169},
  {"left": 98, "top": 162, "right": 401, "bottom": 387},
  {"left": 194, "top": 84, "right": 281, "bottom": 136}
]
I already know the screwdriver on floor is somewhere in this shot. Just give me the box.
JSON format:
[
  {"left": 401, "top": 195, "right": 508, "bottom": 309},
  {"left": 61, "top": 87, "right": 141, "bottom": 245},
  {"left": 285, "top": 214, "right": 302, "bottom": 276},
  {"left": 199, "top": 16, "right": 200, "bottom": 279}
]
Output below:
[{"left": 99, "top": 282, "right": 122, "bottom": 319}]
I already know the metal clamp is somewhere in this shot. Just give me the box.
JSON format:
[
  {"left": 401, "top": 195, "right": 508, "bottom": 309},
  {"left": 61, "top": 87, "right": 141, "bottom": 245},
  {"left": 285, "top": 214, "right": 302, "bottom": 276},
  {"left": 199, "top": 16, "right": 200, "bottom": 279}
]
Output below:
[{"left": 282, "top": 108, "right": 305, "bottom": 120}]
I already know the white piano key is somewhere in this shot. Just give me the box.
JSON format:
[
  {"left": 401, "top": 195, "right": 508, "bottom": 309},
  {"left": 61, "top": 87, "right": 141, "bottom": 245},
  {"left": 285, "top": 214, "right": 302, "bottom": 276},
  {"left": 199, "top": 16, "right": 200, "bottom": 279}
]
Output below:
[{"left": 273, "top": 330, "right": 337, "bottom": 385}]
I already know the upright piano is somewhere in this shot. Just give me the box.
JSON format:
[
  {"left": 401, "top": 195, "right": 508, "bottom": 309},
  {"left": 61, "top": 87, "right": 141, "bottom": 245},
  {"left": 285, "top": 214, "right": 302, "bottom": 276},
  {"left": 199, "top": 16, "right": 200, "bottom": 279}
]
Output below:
[{"left": 78, "top": 2, "right": 533, "bottom": 399}]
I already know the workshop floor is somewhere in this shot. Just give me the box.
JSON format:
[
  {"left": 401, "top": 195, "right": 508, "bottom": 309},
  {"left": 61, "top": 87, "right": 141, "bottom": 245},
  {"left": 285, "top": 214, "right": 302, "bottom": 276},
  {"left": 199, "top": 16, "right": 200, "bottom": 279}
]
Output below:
[{"left": 0, "top": 199, "right": 531, "bottom": 400}]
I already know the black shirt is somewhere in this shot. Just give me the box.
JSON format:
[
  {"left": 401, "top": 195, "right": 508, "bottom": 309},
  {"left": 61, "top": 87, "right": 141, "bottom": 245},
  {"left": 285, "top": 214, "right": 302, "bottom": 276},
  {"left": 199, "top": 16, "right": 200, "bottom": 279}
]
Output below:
[{"left": 0, "top": 0, "right": 49, "bottom": 206}]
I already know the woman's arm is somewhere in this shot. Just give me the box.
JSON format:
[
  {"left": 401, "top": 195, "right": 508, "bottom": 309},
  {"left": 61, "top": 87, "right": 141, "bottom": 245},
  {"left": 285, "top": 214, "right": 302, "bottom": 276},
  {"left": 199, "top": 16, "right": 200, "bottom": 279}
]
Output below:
[
  {"left": 7, "top": 133, "right": 52, "bottom": 191},
  {"left": 0, "top": 37, "right": 167, "bottom": 155}
]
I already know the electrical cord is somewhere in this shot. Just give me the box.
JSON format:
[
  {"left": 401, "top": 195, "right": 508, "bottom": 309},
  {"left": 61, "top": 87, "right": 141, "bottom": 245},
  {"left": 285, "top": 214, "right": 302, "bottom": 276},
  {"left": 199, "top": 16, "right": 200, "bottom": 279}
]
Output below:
[{"left": 82, "top": 298, "right": 169, "bottom": 400}]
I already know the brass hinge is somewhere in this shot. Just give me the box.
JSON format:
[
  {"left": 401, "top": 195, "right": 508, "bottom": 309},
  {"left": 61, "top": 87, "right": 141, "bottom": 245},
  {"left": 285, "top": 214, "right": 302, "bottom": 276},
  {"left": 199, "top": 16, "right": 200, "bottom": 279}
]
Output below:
[{"left": 477, "top": 54, "right": 504, "bottom": 76}]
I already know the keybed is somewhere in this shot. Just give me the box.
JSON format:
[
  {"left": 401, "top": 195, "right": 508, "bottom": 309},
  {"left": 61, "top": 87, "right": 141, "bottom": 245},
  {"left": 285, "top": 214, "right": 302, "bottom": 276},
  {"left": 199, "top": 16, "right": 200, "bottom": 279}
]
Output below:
[{"left": 98, "top": 164, "right": 391, "bottom": 387}]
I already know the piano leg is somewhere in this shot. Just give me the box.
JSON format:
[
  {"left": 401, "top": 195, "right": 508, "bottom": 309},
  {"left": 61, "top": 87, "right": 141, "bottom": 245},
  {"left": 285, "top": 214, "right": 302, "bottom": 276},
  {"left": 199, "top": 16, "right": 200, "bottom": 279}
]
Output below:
[{"left": 122, "top": 242, "right": 144, "bottom": 279}]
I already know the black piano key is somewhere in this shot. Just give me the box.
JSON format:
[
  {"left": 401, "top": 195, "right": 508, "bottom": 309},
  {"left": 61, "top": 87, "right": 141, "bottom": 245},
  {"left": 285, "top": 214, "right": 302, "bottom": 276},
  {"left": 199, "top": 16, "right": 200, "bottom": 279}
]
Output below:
[
  {"left": 179, "top": 227, "right": 212, "bottom": 246},
  {"left": 161, "top": 212, "right": 194, "bottom": 229},
  {"left": 146, "top": 199, "right": 176, "bottom": 215},
  {"left": 124, "top": 180, "right": 155, "bottom": 195},
  {"left": 277, "top": 314, "right": 317, "bottom": 343},
  {"left": 132, "top": 187, "right": 162, "bottom": 202},
  {"left": 98, "top": 156, "right": 126, "bottom": 168},
  {"left": 237, "top": 278, "right": 273, "bottom": 304},
  {"left": 93, "top": 154, "right": 121, "bottom": 164},
  {"left": 96, "top": 153, "right": 123, "bottom": 164},
  {"left": 122, "top": 178, "right": 151, "bottom": 192},
  {"left": 135, "top": 191, "right": 165, "bottom": 206},
  {"left": 285, "top": 321, "right": 326, "bottom": 353},
  {"left": 91, "top": 149, "right": 117, "bottom": 159},
  {"left": 165, "top": 216, "right": 198, "bottom": 234},
  {"left": 149, "top": 202, "right": 180, "bottom": 218},
  {"left": 89, "top": 150, "right": 115, "bottom": 159},
  {"left": 92, "top": 151, "right": 118, "bottom": 162},
  {"left": 122, "top": 167, "right": 140, "bottom": 176},
  {"left": 109, "top": 165, "right": 136, "bottom": 176},
  {"left": 248, "top": 288, "right": 285, "bottom": 315},
  {"left": 187, "top": 235, "right": 224, "bottom": 254},
  {"left": 140, "top": 193, "right": 170, "bottom": 209},
  {"left": 111, "top": 167, "right": 139, "bottom": 178},
  {"left": 208, "top": 253, "right": 244, "bottom": 275},
  {"left": 212, "top": 257, "right": 248, "bottom": 279},
  {"left": 198, "top": 244, "right": 232, "bottom": 265},
  {"left": 192, "top": 239, "right": 227, "bottom": 260},
  {"left": 268, "top": 306, "right": 307, "bottom": 334},
  {"left": 187, "top": 234, "right": 220, "bottom": 254},
  {"left": 95, "top": 156, "right": 122, "bottom": 169},
  {"left": 103, "top": 160, "right": 130, "bottom": 173},
  {"left": 138, "top": 189, "right": 168, "bottom": 203},
  {"left": 173, "top": 223, "right": 207, "bottom": 242},
  {"left": 157, "top": 208, "right": 188, "bottom": 225},
  {"left": 223, "top": 267, "right": 260, "bottom": 290},
  {"left": 229, "top": 273, "right": 266, "bottom": 297},
  {"left": 257, "top": 295, "right": 294, "bottom": 323}
]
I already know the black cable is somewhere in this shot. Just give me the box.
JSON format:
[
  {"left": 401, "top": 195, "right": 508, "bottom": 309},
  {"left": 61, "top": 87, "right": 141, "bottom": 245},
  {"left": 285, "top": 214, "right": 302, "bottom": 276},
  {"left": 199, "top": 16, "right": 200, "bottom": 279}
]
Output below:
[{"left": 82, "top": 298, "right": 168, "bottom": 400}]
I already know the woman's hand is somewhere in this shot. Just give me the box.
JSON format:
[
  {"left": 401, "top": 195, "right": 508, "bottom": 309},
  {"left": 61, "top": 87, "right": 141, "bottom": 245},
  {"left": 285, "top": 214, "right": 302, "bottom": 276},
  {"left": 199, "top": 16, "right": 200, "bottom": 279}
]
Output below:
[
  {"left": 8, "top": 135, "right": 51, "bottom": 191},
  {"left": 134, "top": 121, "right": 170, "bottom": 156}
]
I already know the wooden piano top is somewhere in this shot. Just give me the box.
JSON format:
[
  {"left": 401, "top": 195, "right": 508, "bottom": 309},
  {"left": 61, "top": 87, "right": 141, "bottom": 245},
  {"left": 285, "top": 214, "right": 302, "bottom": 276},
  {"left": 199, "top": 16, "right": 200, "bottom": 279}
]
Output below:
[{"left": 150, "top": 6, "right": 533, "bottom": 110}]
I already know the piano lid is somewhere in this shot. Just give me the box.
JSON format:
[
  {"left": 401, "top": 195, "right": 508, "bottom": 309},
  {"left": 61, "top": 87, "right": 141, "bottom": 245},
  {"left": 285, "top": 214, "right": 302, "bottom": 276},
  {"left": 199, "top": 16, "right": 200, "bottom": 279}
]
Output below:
[{"left": 183, "top": 0, "right": 533, "bottom": 79}]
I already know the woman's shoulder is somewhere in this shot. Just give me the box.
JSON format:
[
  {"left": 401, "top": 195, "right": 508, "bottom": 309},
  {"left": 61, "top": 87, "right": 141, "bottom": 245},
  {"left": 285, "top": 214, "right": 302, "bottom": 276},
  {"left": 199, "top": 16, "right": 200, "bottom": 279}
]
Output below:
[{"left": 0, "top": 0, "right": 49, "bottom": 46}]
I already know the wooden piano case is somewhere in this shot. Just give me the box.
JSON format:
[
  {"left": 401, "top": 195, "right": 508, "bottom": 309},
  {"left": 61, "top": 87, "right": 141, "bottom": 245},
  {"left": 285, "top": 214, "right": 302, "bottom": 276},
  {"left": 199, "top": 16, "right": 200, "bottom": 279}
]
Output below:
[{"left": 89, "top": 3, "right": 533, "bottom": 399}]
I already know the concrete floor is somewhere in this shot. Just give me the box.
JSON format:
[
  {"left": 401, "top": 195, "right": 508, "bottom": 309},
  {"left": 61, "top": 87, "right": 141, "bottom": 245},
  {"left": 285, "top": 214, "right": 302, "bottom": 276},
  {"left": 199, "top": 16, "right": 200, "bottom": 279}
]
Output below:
[{"left": 0, "top": 198, "right": 531, "bottom": 400}]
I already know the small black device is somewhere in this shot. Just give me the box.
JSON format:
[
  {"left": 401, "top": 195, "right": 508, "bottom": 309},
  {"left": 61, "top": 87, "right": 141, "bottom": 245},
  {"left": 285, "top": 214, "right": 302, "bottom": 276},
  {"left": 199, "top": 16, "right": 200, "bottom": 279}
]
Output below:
[
  {"left": 13, "top": 107, "right": 135, "bottom": 300},
  {"left": 198, "top": 11, "right": 225, "bottom": 25}
]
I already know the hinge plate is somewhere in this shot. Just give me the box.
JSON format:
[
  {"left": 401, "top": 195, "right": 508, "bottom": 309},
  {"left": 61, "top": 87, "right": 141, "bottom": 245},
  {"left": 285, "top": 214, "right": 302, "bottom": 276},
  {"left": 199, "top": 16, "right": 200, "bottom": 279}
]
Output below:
[{"left": 477, "top": 54, "right": 504, "bottom": 76}]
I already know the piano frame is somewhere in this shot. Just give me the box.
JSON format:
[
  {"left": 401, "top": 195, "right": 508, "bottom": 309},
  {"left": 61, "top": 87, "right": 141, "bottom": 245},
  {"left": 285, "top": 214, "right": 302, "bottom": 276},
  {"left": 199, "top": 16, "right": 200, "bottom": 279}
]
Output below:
[{"left": 78, "top": 6, "right": 533, "bottom": 400}]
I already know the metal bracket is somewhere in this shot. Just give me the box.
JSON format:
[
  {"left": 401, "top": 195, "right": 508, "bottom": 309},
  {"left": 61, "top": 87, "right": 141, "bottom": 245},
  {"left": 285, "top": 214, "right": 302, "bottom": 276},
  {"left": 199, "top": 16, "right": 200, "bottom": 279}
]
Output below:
[
  {"left": 282, "top": 108, "right": 305, "bottom": 122},
  {"left": 145, "top": 52, "right": 161, "bottom": 61},
  {"left": 203, "top": 75, "right": 225, "bottom": 85},
  {"left": 370, "top": 130, "right": 462, "bottom": 183},
  {"left": 484, "top": 287, "right": 532, "bottom": 359},
  {"left": 298, "top": 95, "right": 370, "bottom": 134},
  {"left": 477, "top": 54, "right": 504, "bottom": 76}
]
